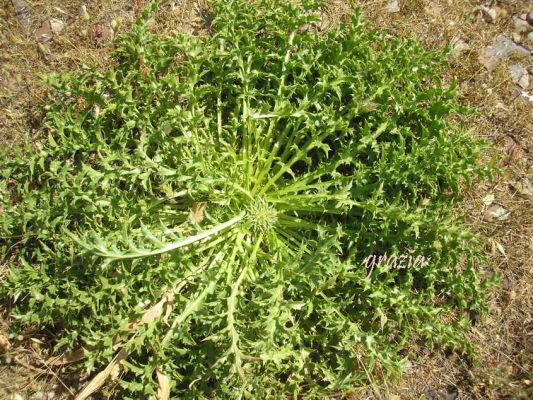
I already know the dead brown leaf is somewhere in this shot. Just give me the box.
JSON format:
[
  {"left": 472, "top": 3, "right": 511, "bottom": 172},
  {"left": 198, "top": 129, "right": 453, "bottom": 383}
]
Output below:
[
  {"left": 191, "top": 202, "right": 207, "bottom": 224},
  {"left": 74, "top": 348, "right": 128, "bottom": 400},
  {"left": 47, "top": 347, "right": 86, "bottom": 366},
  {"left": 124, "top": 290, "right": 174, "bottom": 331},
  {"left": 157, "top": 369, "right": 171, "bottom": 400}
]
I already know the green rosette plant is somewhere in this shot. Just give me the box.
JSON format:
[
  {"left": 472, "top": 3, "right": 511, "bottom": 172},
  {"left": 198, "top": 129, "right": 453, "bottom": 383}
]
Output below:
[{"left": 0, "top": 0, "right": 493, "bottom": 398}]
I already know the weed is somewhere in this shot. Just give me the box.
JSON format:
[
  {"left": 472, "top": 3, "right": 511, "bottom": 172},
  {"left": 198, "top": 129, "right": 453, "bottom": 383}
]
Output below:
[{"left": 0, "top": 0, "right": 494, "bottom": 398}]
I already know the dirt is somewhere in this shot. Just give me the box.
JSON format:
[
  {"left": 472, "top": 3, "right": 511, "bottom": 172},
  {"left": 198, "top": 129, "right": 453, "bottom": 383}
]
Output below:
[{"left": 0, "top": 0, "right": 532, "bottom": 399}]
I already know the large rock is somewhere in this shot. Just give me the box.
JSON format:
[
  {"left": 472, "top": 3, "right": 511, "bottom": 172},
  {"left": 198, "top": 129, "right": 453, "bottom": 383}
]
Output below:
[{"left": 479, "top": 35, "right": 530, "bottom": 71}]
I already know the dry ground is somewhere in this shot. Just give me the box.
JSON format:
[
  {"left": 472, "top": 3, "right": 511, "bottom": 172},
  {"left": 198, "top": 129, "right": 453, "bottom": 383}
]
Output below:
[{"left": 0, "top": 0, "right": 532, "bottom": 399}]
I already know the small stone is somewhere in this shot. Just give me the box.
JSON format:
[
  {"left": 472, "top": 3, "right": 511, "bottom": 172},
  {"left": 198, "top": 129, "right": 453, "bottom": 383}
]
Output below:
[
  {"left": 528, "top": 32, "right": 533, "bottom": 43},
  {"left": 12, "top": 0, "right": 31, "bottom": 29},
  {"left": 516, "top": 90, "right": 533, "bottom": 102},
  {"left": 49, "top": 18, "right": 65, "bottom": 34},
  {"left": 513, "top": 16, "right": 533, "bottom": 34},
  {"left": 484, "top": 204, "right": 510, "bottom": 221},
  {"left": 479, "top": 6, "right": 497, "bottom": 24},
  {"left": 473, "top": 6, "right": 506, "bottom": 23},
  {"left": 502, "top": 136, "right": 526, "bottom": 161},
  {"left": 482, "top": 194, "right": 495, "bottom": 206},
  {"left": 35, "top": 21, "right": 52, "bottom": 43},
  {"left": 385, "top": 0, "right": 400, "bottom": 13},
  {"left": 479, "top": 35, "right": 530, "bottom": 71},
  {"left": 511, "top": 178, "right": 533, "bottom": 197},
  {"left": 30, "top": 393, "right": 46, "bottom": 400},
  {"left": 12, "top": 394, "right": 25, "bottom": 400},
  {"left": 404, "top": 359, "right": 414, "bottom": 373},
  {"left": 509, "top": 64, "right": 530, "bottom": 89}
]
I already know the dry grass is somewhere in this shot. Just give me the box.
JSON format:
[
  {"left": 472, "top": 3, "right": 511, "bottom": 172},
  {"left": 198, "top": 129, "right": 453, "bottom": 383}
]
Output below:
[{"left": 0, "top": 0, "right": 532, "bottom": 399}]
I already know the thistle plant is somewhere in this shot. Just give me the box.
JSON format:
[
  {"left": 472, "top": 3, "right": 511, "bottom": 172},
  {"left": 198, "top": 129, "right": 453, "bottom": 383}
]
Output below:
[{"left": 0, "top": 1, "right": 493, "bottom": 398}]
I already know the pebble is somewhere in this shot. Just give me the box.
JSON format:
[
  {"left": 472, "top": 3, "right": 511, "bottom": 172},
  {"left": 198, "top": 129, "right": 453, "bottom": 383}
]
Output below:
[
  {"left": 509, "top": 64, "right": 530, "bottom": 89},
  {"left": 385, "top": 0, "right": 400, "bottom": 13},
  {"left": 482, "top": 194, "right": 495, "bottom": 206},
  {"left": 513, "top": 16, "right": 533, "bottom": 33},
  {"left": 35, "top": 21, "right": 52, "bottom": 44},
  {"left": 12, "top": 0, "right": 31, "bottom": 29},
  {"left": 476, "top": 6, "right": 497, "bottom": 24},
  {"left": 512, "top": 178, "right": 533, "bottom": 198},
  {"left": 502, "top": 136, "right": 526, "bottom": 161},
  {"left": 516, "top": 90, "right": 533, "bottom": 102},
  {"left": 484, "top": 204, "right": 510, "bottom": 222},
  {"left": 49, "top": 18, "right": 65, "bottom": 34}
]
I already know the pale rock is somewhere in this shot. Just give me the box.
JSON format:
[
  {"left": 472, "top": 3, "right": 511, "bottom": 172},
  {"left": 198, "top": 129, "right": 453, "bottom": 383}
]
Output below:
[
  {"left": 12, "top": 0, "right": 31, "bottom": 29},
  {"left": 385, "top": 0, "right": 400, "bottom": 13},
  {"left": 516, "top": 90, "right": 533, "bottom": 102},
  {"left": 482, "top": 194, "right": 495, "bottom": 206},
  {"left": 484, "top": 204, "right": 510, "bottom": 221},
  {"left": 476, "top": 6, "right": 497, "bottom": 23},
  {"left": 479, "top": 35, "right": 530, "bottom": 71},
  {"left": 35, "top": 21, "right": 52, "bottom": 43},
  {"left": 509, "top": 64, "right": 530, "bottom": 89},
  {"left": 473, "top": 6, "right": 506, "bottom": 23},
  {"left": 513, "top": 16, "right": 533, "bottom": 34},
  {"left": 49, "top": 18, "right": 65, "bottom": 34},
  {"left": 512, "top": 178, "right": 533, "bottom": 197}
]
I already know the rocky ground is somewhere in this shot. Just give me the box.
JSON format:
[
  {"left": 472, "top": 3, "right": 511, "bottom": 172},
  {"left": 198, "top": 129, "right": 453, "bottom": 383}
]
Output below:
[{"left": 0, "top": 0, "right": 532, "bottom": 399}]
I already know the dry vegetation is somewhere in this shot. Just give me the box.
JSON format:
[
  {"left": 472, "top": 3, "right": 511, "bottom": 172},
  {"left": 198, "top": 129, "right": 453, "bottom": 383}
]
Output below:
[{"left": 0, "top": 0, "right": 531, "bottom": 399}]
